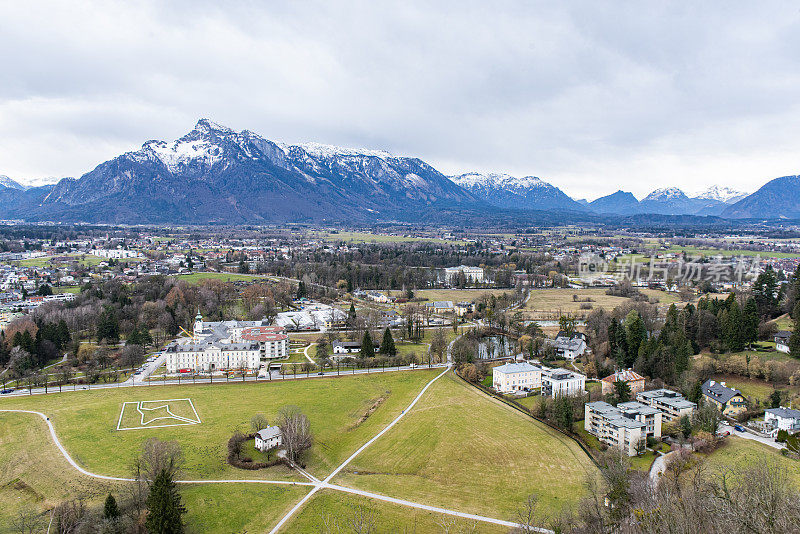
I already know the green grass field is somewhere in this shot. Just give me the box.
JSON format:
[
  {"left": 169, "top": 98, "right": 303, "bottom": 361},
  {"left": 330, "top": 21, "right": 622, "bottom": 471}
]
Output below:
[
  {"left": 770, "top": 313, "right": 794, "bottom": 331},
  {"left": 0, "top": 370, "right": 440, "bottom": 481},
  {"left": 0, "top": 411, "right": 308, "bottom": 533},
  {"left": 0, "top": 412, "right": 122, "bottom": 533},
  {"left": 335, "top": 373, "right": 597, "bottom": 520},
  {"left": 703, "top": 437, "right": 800, "bottom": 488},
  {"left": 175, "top": 272, "right": 269, "bottom": 283},
  {"left": 280, "top": 490, "right": 506, "bottom": 533},
  {"left": 660, "top": 245, "right": 800, "bottom": 259},
  {"left": 524, "top": 288, "right": 632, "bottom": 315},
  {"left": 17, "top": 254, "right": 108, "bottom": 267}
]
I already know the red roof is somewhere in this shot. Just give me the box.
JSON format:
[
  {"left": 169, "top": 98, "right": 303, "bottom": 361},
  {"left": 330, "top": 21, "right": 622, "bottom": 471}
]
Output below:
[
  {"left": 601, "top": 369, "right": 645, "bottom": 383},
  {"left": 241, "top": 326, "right": 288, "bottom": 342}
]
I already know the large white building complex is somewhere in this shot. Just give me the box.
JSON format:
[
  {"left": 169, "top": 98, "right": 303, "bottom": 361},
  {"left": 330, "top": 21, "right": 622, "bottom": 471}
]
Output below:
[
  {"left": 164, "top": 313, "right": 289, "bottom": 373},
  {"left": 443, "top": 265, "right": 484, "bottom": 285},
  {"left": 492, "top": 362, "right": 585, "bottom": 398},
  {"left": 585, "top": 400, "right": 662, "bottom": 456}
]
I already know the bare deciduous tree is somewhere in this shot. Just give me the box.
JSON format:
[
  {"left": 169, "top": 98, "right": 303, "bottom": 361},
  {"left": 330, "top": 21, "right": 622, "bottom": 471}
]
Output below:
[
  {"left": 276, "top": 405, "right": 312, "bottom": 464},
  {"left": 131, "top": 437, "right": 184, "bottom": 485},
  {"left": 250, "top": 413, "right": 269, "bottom": 433}
]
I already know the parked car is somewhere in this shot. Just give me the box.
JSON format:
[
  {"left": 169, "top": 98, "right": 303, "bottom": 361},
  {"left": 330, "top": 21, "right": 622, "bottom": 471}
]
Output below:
[
  {"left": 0, "top": 388, "right": 14, "bottom": 394},
  {"left": 734, "top": 425, "right": 745, "bottom": 432}
]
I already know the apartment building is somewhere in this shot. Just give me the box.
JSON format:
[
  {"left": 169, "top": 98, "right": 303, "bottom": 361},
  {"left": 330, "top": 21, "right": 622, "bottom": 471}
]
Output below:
[
  {"left": 492, "top": 362, "right": 543, "bottom": 393},
  {"left": 636, "top": 389, "right": 696, "bottom": 422},
  {"left": 585, "top": 400, "right": 662, "bottom": 456},
  {"left": 542, "top": 368, "right": 586, "bottom": 398}
]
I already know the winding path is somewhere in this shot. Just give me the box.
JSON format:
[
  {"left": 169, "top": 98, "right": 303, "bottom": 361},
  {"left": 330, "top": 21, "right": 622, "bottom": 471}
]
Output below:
[{"left": 1, "top": 364, "right": 552, "bottom": 533}]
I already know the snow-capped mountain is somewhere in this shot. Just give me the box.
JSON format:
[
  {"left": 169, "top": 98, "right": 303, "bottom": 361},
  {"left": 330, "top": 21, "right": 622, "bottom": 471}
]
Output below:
[
  {"left": 637, "top": 187, "right": 715, "bottom": 215},
  {"left": 0, "top": 175, "right": 27, "bottom": 190},
  {"left": 693, "top": 185, "right": 748, "bottom": 204},
  {"left": 20, "top": 119, "right": 478, "bottom": 224},
  {"left": 450, "top": 172, "right": 586, "bottom": 212}
]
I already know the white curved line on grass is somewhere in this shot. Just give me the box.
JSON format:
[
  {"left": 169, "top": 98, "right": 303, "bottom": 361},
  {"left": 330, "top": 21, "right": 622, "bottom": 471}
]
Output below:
[
  {"left": 326, "top": 484, "right": 551, "bottom": 533},
  {"left": 268, "top": 365, "right": 452, "bottom": 534},
  {"left": 0, "top": 409, "right": 314, "bottom": 488}
]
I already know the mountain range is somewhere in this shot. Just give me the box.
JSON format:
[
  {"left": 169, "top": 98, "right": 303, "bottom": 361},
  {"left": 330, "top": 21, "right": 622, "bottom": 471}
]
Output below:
[{"left": 0, "top": 119, "right": 794, "bottom": 224}]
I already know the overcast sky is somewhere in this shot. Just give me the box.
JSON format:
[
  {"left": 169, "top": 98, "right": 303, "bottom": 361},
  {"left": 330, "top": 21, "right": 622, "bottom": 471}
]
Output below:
[{"left": 2, "top": 2, "right": 800, "bottom": 199}]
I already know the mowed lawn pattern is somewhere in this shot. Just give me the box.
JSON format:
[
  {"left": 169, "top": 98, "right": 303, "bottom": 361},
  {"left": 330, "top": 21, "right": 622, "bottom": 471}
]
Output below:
[
  {"left": 0, "top": 370, "right": 441, "bottom": 481},
  {"left": 117, "top": 398, "right": 201, "bottom": 430},
  {"left": 335, "top": 374, "right": 597, "bottom": 520}
]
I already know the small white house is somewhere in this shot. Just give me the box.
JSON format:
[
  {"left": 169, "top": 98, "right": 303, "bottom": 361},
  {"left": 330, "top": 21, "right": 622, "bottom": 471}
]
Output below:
[
  {"left": 255, "top": 426, "right": 283, "bottom": 451},
  {"left": 764, "top": 407, "right": 800, "bottom": 435},
  {"left": 332, "top": 341, "right": 362, "bottom": 354},
  {"left": 775, "top": 331, "right": 791, "bottom": 354},
  {"left": 548, "top": 332, "right": 587, "bottom": 360}
]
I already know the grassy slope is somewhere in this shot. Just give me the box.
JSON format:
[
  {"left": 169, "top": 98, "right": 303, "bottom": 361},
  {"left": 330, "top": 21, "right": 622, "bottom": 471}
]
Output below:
[
  {"left": 280, "top": 490, "right": 506, "bottom": 534},
  {"left": 0, "top": 370, "right": 440, "bottom": 480},
  {"left": 703, "top": 437, "right": 800, "bottom": 488},
  {"left": 0, "top": 412, "right": 308, "bottom": 533},
  {"left": 0, "top": 413, "right": 122, "bottom": 533},
  {"left": 335, "top": 373, "right": 596, "bottom": 520},
  {"left": 181, "top": 484, "right": 308, "bottom": 533}
]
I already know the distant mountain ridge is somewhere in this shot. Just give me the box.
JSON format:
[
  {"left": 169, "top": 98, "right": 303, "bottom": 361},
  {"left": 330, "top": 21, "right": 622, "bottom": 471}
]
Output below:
[
  {"left": 722, "top": 175, "right": 800, "bottom": 219},
  {"left": 450, "top": 172, "right": 586, "bottom": 212},
  {"left": 0, "top": 119, "right": 794, "bottom": 223},
  {"left": 3, "top": 119, "right": 478, "bottom": 224},
  {"left": 0, "top": 175, "right": 28, "bottom": 190}
]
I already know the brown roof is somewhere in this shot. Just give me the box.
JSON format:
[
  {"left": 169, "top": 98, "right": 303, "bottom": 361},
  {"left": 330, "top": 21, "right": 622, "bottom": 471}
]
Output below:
[{"left": 601, "top": 369, "right": 645, "bottom": 384}]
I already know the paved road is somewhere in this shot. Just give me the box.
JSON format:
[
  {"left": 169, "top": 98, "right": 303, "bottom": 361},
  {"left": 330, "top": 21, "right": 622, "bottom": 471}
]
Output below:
[
  {"left": 649, "top": 450, "right": 676, "bottom": 483},
  {"left": 719, "top": 422, "right": 785, "bottom": 450},
  {"left": 0, "top": 363, "right": 448, "bottom": 398},
  {"left": 125, "top": 352, "right": 166, "bottom": 384}
]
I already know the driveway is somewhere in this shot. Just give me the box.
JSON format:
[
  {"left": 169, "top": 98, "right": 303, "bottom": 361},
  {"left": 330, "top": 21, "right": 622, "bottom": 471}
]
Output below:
[{"left": 718, "top": 422, "right": 785, "bottom": 450}]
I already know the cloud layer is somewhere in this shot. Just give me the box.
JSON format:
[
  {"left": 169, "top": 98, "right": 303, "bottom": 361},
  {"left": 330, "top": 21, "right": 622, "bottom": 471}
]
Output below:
[{"left": 2, "top": 1, "right": 800, "bottom": 198}]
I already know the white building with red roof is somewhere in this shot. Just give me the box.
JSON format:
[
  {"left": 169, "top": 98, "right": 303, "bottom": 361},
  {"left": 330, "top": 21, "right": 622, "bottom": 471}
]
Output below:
[{"left": 164, "top": 313, "right": 288, "bottom": 373}]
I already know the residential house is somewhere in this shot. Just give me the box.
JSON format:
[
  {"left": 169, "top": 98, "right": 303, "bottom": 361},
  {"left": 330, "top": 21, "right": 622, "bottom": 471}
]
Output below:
[
  {"left": 454, "top": 301, "right": 474, "bottom": 317},
  {"left": 775, "top": 331, "right": 791, "bottom": 354},
  {"left": 548, "top": 332, "right": 587, "bottom": 360},
  {"left": 636, "top": 389, "right": 696, "bottom": 422},
  {"left": 542, "top": 368, "right": 585, "bottom": 398},
  {"left": 254, "top": 426, "right": 283, "bottom": 451},
  {"left": 701, "top": 380, "right": 747, "bottom": 417},
  {"left": 600, "top": 369, "right": 646, "bottom": 396},
  {"left": 492, "top": 362, "right": 543, "bottom": 394},
  {"left": 366, "top": 291, "right": 390, "bottom": 303},
  {"left": 332, "top": 341, "right": 362, "bottom": 354},
  {"left": 425, "top": 301, "right": 454, "bottom": 313},
  {"left": 764, "top": 407, "right": 800, "bottom": 436}
]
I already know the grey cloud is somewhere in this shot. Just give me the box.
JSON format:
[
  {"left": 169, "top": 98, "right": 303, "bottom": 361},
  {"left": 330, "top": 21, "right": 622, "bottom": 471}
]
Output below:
[{"left": 1, "top": 1, "right": 800, "bottom": 200}]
